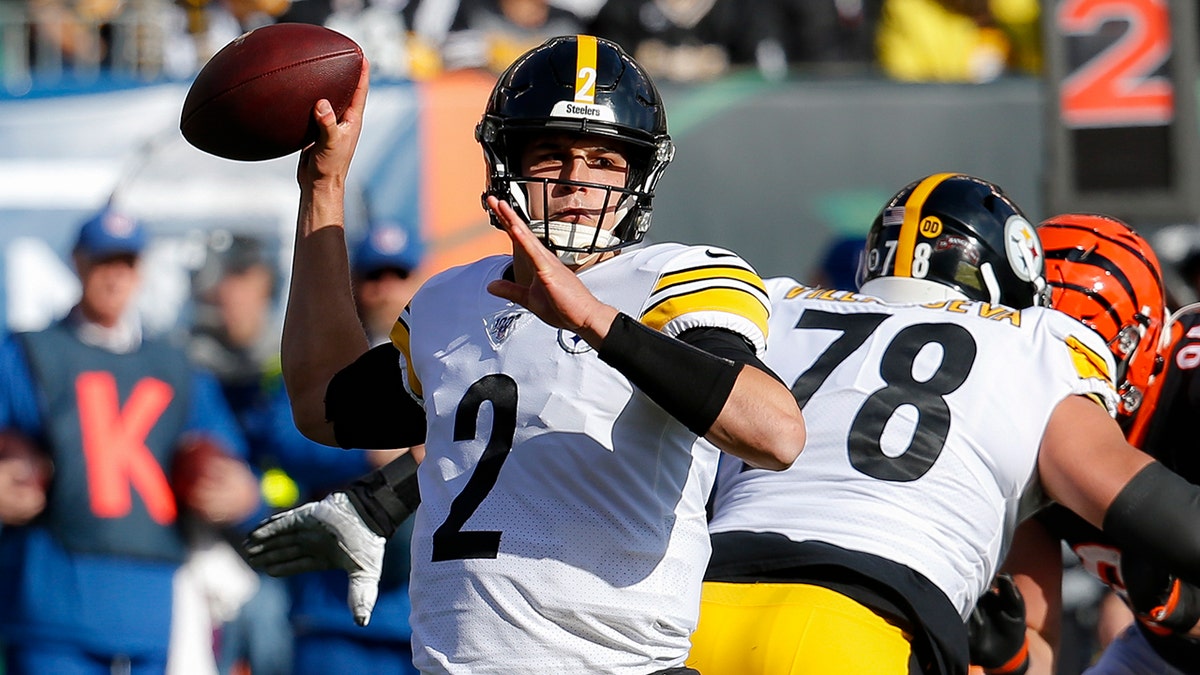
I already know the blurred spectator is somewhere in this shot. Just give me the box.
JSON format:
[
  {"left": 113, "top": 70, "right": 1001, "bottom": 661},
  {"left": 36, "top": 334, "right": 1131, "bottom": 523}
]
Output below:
[
  {"left": 875, "top": 0, "right": 1041, "bottom": 82},
  {"left": 179, "top": 0, "right": 292, "bottom": 66},
  {"left": 808, "top": 234, "right": 865, "bottom": 290},
  {"left": 267, "top": 222, "right": 425, "bottom": 675},
  {"left": 23, "top": 0, "right": 125, "bottom": 70},
  {"left": 587, "top": 0, "right": 788, "bottom": 82},
  {"left": 351, "top": 222, "right": 425, "bottom": 344},
  {"left": 440, "top": 0, "right": 583, "bottom": 74},
  {"left": 323, "top": 0, "right": 415, "bottom": 79},
  {"left": 187, "top": 231, "right": 293, "bottom": 675},
  {"left": 0, "top": 206, "right": 260, "bottom": 675},
  {"left": 773, "top": 0, "right": 860, "bottom": 65}
]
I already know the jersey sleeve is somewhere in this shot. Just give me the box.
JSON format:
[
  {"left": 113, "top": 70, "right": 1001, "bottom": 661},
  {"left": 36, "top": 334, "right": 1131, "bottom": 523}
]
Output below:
[
  {"left": 388, "top": 305, "right": 424, "bottom": 404},
  {"left": 1042, "top": 308, "right": 1121, "bottom": 416},
  {"left": 638, "top": 246, "right": 771, "bottom": 354}
]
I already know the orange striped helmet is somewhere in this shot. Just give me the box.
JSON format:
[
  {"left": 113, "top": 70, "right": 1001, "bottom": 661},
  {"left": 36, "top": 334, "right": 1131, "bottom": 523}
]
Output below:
[{"left": 1038, "top": 214, "right": 1169, "bottom": 427}]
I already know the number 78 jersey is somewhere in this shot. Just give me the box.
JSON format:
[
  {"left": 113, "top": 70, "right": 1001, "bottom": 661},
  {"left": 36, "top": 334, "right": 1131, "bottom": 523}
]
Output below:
[{"left": 708, "top": 277, "right": 1119, "bottom": 618}]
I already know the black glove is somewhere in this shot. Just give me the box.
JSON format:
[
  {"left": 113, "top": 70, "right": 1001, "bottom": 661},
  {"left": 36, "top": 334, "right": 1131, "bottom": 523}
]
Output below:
[
  {"left": 967, "top": 573, "right": 1029, "bottom": 674},
  {"left": 1122, "top": 549, "right": 1200, "bottom": 635}
]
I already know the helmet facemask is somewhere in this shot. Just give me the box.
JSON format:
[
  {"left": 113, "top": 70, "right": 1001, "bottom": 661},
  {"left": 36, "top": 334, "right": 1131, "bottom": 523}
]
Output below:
[
  {"left": 475, "top": 35, "right": 675, "bottom": 265},
  {"left": 480, "top": 123, "right": 674, "bottom": 265}
]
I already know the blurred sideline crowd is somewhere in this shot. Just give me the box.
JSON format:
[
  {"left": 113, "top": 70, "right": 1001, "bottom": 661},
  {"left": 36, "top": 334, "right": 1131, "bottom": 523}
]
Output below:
[
  {"left": 0, "top": 209, "right": 426, "bottom": 675},
  {"left": 1, "top": 0, "right": 1051, "bottom": 88}
]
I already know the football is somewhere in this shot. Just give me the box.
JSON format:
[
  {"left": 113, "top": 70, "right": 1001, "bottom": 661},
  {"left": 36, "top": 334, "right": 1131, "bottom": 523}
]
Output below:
[{"left": 180, "top": 23, "right": 364, "bottom": 161}]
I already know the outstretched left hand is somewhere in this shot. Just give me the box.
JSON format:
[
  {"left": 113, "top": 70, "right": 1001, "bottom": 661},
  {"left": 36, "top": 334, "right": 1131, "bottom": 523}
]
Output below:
[{"left": 483, "top": 196, "right": 617, "bottom": 346}]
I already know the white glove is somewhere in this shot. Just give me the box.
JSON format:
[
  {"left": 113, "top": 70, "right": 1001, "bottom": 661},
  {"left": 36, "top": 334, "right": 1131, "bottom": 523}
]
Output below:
[{"left": 244, "top": 491, "right": 385, "bottom": 626}]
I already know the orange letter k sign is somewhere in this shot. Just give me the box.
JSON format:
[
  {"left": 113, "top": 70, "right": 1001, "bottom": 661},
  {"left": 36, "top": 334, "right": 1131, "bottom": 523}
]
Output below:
[{"left": 77, "top": 372, "right": 178, "bottom": 524}]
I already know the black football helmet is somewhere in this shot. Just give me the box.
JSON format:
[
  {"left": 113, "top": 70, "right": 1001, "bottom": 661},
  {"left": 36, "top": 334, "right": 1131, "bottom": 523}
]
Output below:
[
  {"left": 475, "top": 34, "right": 675, "bottom": 255},
  {"left": 857, "top": 173, "right": 1050, "bottom": 308}
]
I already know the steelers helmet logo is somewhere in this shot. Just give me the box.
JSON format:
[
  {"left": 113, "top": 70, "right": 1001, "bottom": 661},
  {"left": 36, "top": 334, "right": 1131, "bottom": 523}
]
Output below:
[{"left": 1004, "top": 215, "right": 1043, "bottom": 281}]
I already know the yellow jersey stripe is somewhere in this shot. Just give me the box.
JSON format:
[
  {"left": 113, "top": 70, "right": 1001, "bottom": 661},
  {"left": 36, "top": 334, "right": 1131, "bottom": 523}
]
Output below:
[
  {"left": 641, "top": 286, "right": 770, "bottom": 336},
  {"left": 575, "top": 35, "right": 597, "bottom": 103},
  {"left": 653, "top": 265, "right": 767, "bottom": 296},
  {"left": 1065, "top": 335, "right": 1113, "bottom": 384},
  {"left": 896, "top": 172, "right": 955, "bottom": 277},
  {"left": 389, "top": 316, "right": 423, "bottom": 398}
]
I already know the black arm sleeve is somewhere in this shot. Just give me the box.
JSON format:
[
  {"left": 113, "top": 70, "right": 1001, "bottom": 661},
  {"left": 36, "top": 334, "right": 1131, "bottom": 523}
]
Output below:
[
  {"left": 598, "top": 313, "right": 744, "bottom": 436},
  {"left": 325, "top": 343, "right": 427, "bottom": 450},
  {"left": 678, "top": 326, "right": 783, "bottom": 385},
  {"left": 1103, "top": 461, "right": 1200, "bottom": 588},
  {"left": 343, "top": 452, "right": 421, "bottom": 539}
]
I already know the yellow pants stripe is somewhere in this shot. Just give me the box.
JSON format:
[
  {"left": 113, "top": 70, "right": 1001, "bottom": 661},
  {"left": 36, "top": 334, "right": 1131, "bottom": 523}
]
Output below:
[{"left": 688, "top": 581, "right": 914, "bottom": 675}]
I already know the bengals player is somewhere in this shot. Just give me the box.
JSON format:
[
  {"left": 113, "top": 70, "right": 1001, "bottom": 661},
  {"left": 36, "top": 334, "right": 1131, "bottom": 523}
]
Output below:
[{"left": 983, "top": 213, "right": 1199, "bottom": 675}]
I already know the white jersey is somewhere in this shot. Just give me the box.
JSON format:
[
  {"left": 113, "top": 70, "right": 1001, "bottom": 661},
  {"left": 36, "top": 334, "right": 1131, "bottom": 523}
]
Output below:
[
  {"left": 391, "top": 244, "right": 770, "bottom": 674},
  {"left": 708, "top": 278, "right": 1119, "bottom": 619}
]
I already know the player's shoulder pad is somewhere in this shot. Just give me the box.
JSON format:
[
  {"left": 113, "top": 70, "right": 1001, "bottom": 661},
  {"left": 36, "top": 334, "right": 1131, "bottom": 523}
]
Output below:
[
  {"left": 764, "top": 276, "right": 805, "bottom": 302},
  {"left": 1032, "top": 305, "right": 1119, "bottom": 407},
  {"left": 637, "top": 243, "right": 770, "bottom": 352}
]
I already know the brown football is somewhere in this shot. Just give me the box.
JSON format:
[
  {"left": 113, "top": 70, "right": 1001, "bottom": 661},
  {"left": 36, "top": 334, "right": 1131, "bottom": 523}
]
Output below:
[{"left": 180, "top": 23, "right": 364, "bottom": 161}]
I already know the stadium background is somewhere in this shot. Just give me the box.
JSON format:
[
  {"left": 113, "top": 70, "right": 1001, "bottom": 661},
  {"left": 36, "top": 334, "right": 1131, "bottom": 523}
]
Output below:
[{"left": 0, "top": 72, "right": 1049, "bottom": 334}]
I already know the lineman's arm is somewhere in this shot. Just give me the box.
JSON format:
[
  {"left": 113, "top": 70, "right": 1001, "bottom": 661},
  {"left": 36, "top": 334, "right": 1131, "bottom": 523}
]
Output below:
[
  {"left": 1038, "top": 395, "right": 1200, "bottom": 588},
  {"left": 283, "top": 63, "right": 373, "bottom": 446},
  {"left": 1003, "top": 518, "right": 1062, "bottom": 675},
  {"left": 483, "top": 196, "right": 805, "bottom": 470}
]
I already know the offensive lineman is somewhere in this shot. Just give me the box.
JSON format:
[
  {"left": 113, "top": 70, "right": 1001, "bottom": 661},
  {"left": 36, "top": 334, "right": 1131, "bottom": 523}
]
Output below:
[
  {"left": 243, "top": 35, "right": 805, "bottom": 674},
  {"left": 687, "top": 174, "right": 1200, "bottom": 675}
]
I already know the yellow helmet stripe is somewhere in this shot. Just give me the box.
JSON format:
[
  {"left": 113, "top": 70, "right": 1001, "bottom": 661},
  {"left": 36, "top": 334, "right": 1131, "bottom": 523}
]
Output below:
[
  {"left": 895, "top": 172, "right": 956, "bottom": 277},
  {"left": 575, "top": 35, "right": 598, "bottom": 103},
  {"left": 641, "top": 287, "right": 770, "bottom": 336}
]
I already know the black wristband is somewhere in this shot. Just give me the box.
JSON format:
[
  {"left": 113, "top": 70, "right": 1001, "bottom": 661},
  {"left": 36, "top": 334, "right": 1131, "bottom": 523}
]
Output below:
[
  {"left": 598, "top": 313, "right": 743, "bottom": 436},
  {"left": 1104, "top": 461, "right": 1200, "bottom": 588},
  {"left": 343, "top": 452, "right": 421, "bottom": 538}
]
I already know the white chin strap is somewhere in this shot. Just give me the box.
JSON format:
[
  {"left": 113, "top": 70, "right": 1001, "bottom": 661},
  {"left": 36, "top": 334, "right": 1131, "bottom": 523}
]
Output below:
[{"left": 536, "top": 220, "right": 621, "bottom": 266}]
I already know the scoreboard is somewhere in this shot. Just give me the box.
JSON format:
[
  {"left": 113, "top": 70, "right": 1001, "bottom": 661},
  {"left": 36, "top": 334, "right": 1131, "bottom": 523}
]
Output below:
[{"left": 1043, "top": 0, "right": 1200, "bottom": 224}]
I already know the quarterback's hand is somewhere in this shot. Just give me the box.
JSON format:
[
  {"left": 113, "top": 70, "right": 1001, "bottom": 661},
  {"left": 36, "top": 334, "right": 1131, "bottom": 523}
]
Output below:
[
  {"left": 968, "top": 574, "right": 1030, "bottom": 674},
  {"left": 483, "top": 195, "right": 617, "bottom": 344},
  {"left": 243, "top": 491, "right": 385, "bottom": 626}
]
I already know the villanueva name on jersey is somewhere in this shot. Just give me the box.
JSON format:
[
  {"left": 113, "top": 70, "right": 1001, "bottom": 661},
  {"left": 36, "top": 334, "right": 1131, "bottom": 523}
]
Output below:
[{"left": 782, "top": 284, "right": 1022, "bottom": 326}]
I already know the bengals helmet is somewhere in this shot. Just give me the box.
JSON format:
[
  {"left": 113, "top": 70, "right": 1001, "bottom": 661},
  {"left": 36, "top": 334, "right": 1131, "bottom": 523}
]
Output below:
[
  {"left": 857, "top": 173, "right": 1050, "bottom": 308},
  {"left": 475, "top": 34, "right": 675, "bottom": 256},
  {"left": 1038, "top": 213, "right": 1170, "bottom": 425}
]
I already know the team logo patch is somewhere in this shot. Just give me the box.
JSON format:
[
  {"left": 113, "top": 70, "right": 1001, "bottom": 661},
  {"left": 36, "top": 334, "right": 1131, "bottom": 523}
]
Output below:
[
  {"left": 557, "top": 329, "right": 593, "bottom": 354},
  {"left": 485, "top": 309, "right": 529, "bottom": 348},
  {"left": 1004, "top": 215, "right": 1043, "bottom": 281}
]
